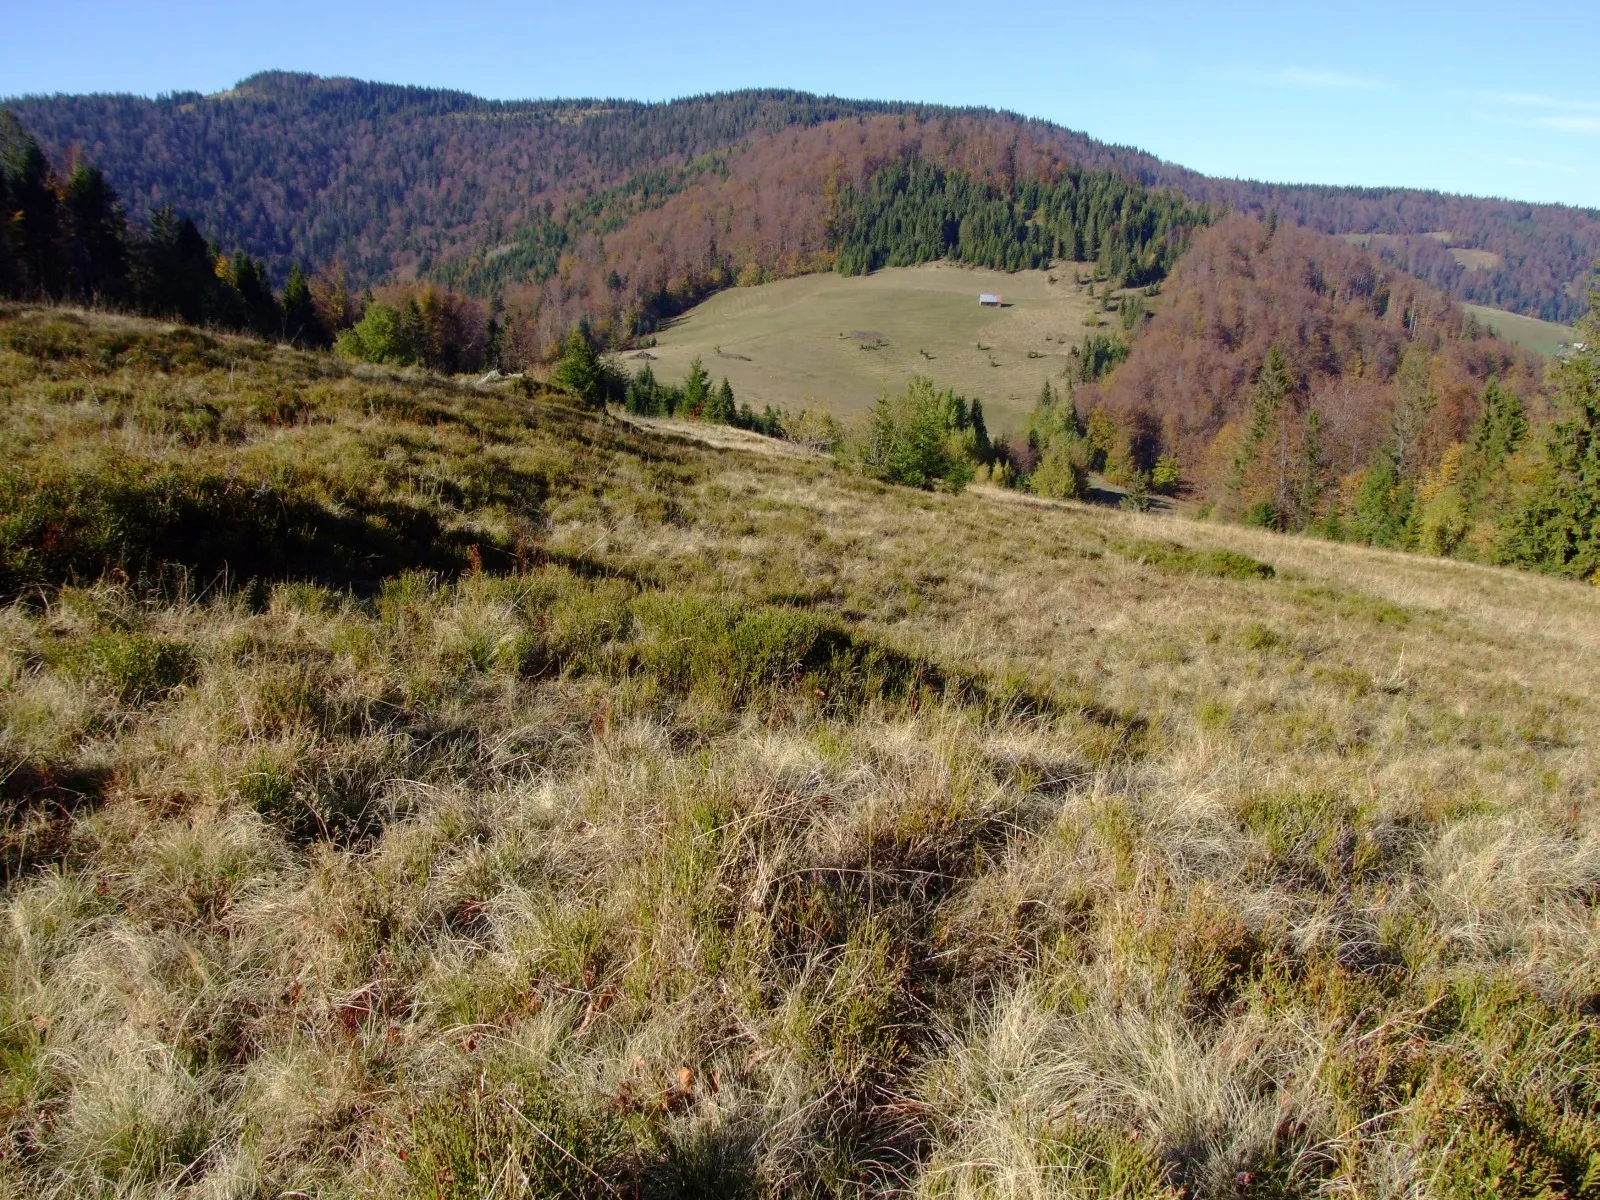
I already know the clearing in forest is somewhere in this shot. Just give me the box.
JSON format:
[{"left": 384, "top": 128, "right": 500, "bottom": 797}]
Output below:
[
  {"left": 637, "top": 260, "right": 1112, "bottom": 432},
  {"left": 1462, "top": 302, "right": 1577, "bottom": 358}
]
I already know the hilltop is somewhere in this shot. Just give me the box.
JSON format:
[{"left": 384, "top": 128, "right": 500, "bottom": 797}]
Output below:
[
  {"left": 0, "top": 302, "right": 1597, "bottom": 1197},
  {"left": 8, "top": 73, "right": 1598, "bottom": 330}
]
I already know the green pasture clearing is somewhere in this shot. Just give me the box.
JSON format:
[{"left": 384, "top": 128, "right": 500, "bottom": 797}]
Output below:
[
  {"left": 635, "top": 261, "right": 1111, "bottom": 433},
  {"left": 1343, "top": 231, "right": 1501, "bottom": 271},
  {"left": 1462, "top": 302, "right": 1576, "bottom": 358}
]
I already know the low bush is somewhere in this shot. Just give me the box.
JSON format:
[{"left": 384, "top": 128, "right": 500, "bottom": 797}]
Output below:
[{"left": 66, "top": 632, "right": 194, "bottom": 704}]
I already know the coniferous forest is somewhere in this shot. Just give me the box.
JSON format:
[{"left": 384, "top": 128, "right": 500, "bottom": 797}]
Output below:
[
  {"left": 830, "top": 158, "right": 1206, "bottom": 284},
  {"left": 0, "top": 113, "right": 313, "bottom": 343}
]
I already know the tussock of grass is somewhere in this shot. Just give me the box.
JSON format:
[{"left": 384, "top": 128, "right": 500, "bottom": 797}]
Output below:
[
  {"left": 0, "top": 307, "right": 1597, "bottom": 1198},
  {"left": 1114, "top": 538, "right": 1276, "bottom": 581}
]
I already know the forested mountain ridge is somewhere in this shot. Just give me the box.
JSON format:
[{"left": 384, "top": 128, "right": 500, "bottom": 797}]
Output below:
[
  {"left": 1085, "top": 214, "right": 1546, "bottom": 489},
  {"left": 1066, "top": 214, "right": 1599, "bottom": 580},
  {"left": 8, "top": 72, "right": 1596, "bottom": 326},
  {"left": 7, "top": 75, "right": 928, "bottom": 285},
  {"left": 1199, "top": 184, "right": 1599, "bottom": 323},
  {"left": 478, "top": 116, "right": 1215, "bottom": 358}
]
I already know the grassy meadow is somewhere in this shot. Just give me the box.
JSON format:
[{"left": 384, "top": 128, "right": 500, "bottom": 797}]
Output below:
[
  {"left": 637, "top": 262, "right": 1113, "bottom": 433},
  {"left": 0, "top": 304, "right": 1598, "bottom": 1198},
  {"left": 1461, "top": 303, "right": 1577, "bottom": 359}
]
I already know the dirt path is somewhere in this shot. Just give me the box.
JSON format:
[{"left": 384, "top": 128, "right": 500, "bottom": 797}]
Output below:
[{"left": 616, "top": 413, "right": 827, "bottom": 461}]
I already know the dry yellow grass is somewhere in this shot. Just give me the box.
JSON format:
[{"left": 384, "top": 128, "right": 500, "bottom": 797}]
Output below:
[{"left": 0, "top": 306, "right": 1597, "bottom": 1198}]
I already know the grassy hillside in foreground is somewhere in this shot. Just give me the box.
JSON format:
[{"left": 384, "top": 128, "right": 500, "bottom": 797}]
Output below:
[
  {"left": 1, "top": 305, "right": 1598, "bottom": 1198},
  {"left": 1462, "top": 302, "right": 1577, "bottom": 359},
  {"left": 638, "top": 261, "right": 1106, "bottom": 432}
]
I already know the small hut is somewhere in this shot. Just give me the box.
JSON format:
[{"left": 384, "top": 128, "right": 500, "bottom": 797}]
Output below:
[{"left": 978, "top": 293, "right": 1002, "bottom": 307}]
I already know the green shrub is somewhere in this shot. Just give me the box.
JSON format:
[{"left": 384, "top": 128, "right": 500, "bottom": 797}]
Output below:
[
  {"left": 1115, "top": 539, "right": 1275, "bottom": 580},
  {"left": 334, "top": 301, "right": 421, "bottom": 367},
  {"left": 406, "top": 1067, "right": 751, "bottom": 1200},
  {"left": 1242, "top": 499, "right": 1280, "bottom": 529},
  {"left": 237, "top": 745, "right": 394, "bottom": 845},
  {"left": 1240, "top": 622, "right": 1283, "bottom": 651},
  {"left": 70, "top": 632, "right": 194, "bottom": 703},
  {"left": 851, "top": 376, "right": 978, "bottom": 491},
  {"left": 1034, "top": 1124, "right": 1181, "bottom": 1199},
  {"left": 237, "top": 760, "right": 298, "bottom": 827},
  {"left": 1150, "top": 453, "right": 1182, "bottom": 494},
  {"left": 407, "top": 1077, "right": 631, "bottom": 1200},
  {"left": 1415, "top": 485, "right": 1470, "bottom": 557},
  {"left": 631, "top": 593, "right": 830, "bottom": 704},
  {"left": 1030, "top": 436, "right": 1091, "bottom": 500},
  {"left": 1237, "top": 788, "right": 1374, "bottom": 886}
]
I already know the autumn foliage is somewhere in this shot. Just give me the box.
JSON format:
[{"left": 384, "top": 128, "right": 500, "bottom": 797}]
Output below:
[{"left": 1083, "top": 217, "right": 1544, "bottom": 514}]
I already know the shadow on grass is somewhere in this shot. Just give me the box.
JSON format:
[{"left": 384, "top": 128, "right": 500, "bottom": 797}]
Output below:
[
  {"left": 1, "top": 761, "right": 113, "bottom": 882},
  {"left": 0, "top": 462, "right": 544, "bottom": 601}
]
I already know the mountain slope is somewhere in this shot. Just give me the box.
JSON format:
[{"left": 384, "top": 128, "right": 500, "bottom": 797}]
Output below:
[
  {"left": 9, "top": 73, "right": 1597, "bottom": 325},
  {"left": 7, "top": 76, "right": 909, "bottom": 283},
  {"left": 1086, "top": 215, "right": 1544, "bottom": 492},
  {"left": 1, "top": 302, "right": 1598, "bottom": 1197}
]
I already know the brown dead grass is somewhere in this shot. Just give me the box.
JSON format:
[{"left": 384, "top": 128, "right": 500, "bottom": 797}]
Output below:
[{"left": 0, "top": 305, "right": 1596, "bottom": 1199}]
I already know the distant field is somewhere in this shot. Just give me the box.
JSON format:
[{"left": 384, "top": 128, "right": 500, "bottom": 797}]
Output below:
[
  {"left": 1462, "top": 302, "right": 1576, "bottom": 358},
  {"left": 1343, "top": 231, "right": 1501, "bottom": 271},
  {"left": 634, "top": 261, "right": 1112, "bottom": 433},
  {"left": 1449, "top": 247, "right": 1501, "bottom": 270}
]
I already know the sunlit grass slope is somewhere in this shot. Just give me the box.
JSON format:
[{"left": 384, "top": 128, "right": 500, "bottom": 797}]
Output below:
[
  {"left": 641, "top": 261, "right": 1107, "bottom": 433},
  {"left": 1461, "top": 302, "right": 1577, "bottom": 359},
  {"left": 1, "top": 304, "right": 1598, "bottom": 1199}
]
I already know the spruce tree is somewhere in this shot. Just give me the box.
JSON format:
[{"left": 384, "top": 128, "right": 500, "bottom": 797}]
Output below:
[
  {"left": 0, "top": 164, "right": 12, "bottom": 296},
  {"left": 137, "top": 210, "right": 220, "bottom": 324},
  {"left": 1293, "top": 409, "right": 1326, "bottom": 528},
  {"left": 1349, "top": 455, "right": 1413, "bottom": 548},
  {"left": 231, "top": 251, "right": 281, "bottom": 337},
  {"left": 969, "top": 397, "right": 991, "bottom": 462},
  {"left": 681, "top": 356, "right": 711, "bottom": 416},
  {"left": 1228, "top": 344, "right": 1293, "bottom": 517},
  {"left": 0, "top": 113, "right": 63, "bottom": 299},
  {"left": 552, "top": 328, "right": 602, "bottom": 406},
  {"left": 626, "top": 364, "right": 660, "bottom": 416},
  {"left": 1388, "top": 345, "right": 1437, "bottom": 478},
  {"left": 1494, "top": 290, "right": 1600, "bottom": 579},
  {"left": 281, "top": 266, "right": 327, "bottom": 347},
  {"left": 62, "top": 163, "right": 129, "bottom": 306},
  {"left": 705, "top": 377, "right": 736, "bottom": 423},
  {"left": 398, "top": 298, "right": 426, "bottom": 366},
  {"left": 1468, "top": 378, "right": 1528, "bottom": 477}
]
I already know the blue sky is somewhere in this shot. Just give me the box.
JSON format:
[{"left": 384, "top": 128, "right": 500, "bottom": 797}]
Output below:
[{"left": 4, "top": 0, "right": 1597, "bottom": 208}]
